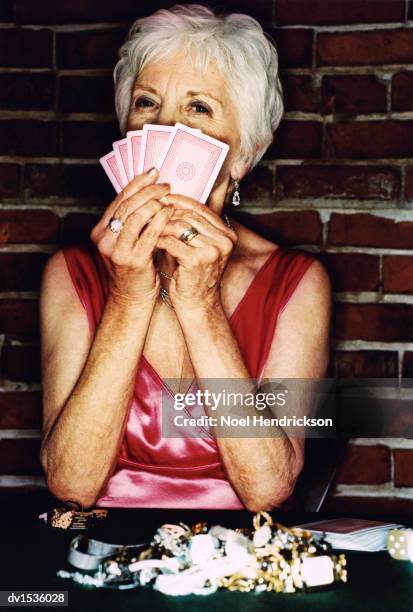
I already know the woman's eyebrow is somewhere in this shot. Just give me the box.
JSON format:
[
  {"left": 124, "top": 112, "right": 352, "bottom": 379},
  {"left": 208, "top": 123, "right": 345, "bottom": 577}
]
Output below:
[
  {"left": 132, "top": 84, "right": 158, "bottom": 95},
  {"left": 186, "top": 90, "right": 223, "bottom": 106}
]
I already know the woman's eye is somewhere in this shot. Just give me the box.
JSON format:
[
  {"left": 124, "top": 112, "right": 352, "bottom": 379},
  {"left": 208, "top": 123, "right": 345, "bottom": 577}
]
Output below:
[
  {"left": 134, "top": 97, "right": 156, "bottom": 109},
  {"left": 191, "top": 102, "right": 210, "bottom": 114}
]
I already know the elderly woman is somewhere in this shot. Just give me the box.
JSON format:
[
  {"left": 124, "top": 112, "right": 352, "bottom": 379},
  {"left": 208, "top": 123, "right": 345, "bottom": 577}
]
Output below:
[{"left": 39, "top": 4, "right": 331, "bottom": 511}]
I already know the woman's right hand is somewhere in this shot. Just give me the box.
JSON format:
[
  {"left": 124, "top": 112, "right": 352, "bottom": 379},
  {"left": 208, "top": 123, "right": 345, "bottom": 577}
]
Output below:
[{"left": 90, "top": 167, "right": 173, "bottom": 308}]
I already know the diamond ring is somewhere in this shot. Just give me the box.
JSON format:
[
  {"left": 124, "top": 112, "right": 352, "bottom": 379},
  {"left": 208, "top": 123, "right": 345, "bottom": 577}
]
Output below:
[{"left": 108, "top": 217, "right": 123, "bottom": 234}]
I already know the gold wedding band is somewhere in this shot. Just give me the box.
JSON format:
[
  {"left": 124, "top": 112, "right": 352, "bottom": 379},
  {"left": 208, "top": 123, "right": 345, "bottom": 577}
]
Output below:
[{"left": 179, "top": 226, "right": 199, "bottom": 244}]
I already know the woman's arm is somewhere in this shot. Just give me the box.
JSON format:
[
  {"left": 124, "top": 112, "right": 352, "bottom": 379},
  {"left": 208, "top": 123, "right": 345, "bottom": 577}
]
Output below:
[
  {"left": 40, "top": 250, "right": 158, "bottom": 508},
  {"left": 177, "top": 260, "right": 331, "bottom": 511},
  {"left": 160, "top": 201, "right": 331, "bottom": 512},
  {"left": 40, "top": 172, "right": 173, "bottom": 507},
  {"left": 157, "top": 193, "right": 331, "bottom": 511},
  {"left": 178, "top": 260, "right": 331, "bottom": 511}
]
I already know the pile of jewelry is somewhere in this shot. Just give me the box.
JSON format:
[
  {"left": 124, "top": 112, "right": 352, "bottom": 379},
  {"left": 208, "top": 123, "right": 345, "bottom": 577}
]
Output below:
[{"left": 58, "top": 512, "right": 347, "bottom": 595}]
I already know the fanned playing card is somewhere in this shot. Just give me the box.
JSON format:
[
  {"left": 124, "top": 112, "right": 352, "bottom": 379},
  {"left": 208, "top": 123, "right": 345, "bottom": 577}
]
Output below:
[
  {"left": 138, "top": 125, "right": 174, "bottom": 174},
  {"left": 99, "top": 151, "right": 124, "bottom": 193},
  {"left": 113, "top": 138, "right": 131, "bottom": 184},
  {"left": 126, "top": 129, "right": 143, "bottom": 179},
  {"left": 157, "top": 123, "right": 229, "bottom": 203},
  {"left": 138, "top": 124, "right": 202, "bottom": 175}
]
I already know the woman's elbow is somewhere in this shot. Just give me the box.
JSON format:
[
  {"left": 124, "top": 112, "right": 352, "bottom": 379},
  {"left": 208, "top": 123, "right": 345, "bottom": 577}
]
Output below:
[
  {"left": 242, "top": 481, "right": 294, "bottom": 513},
  {"left": 243, "top": 489, "right": 291, "bottom": 513},
  {"left": 243, "top": 459, "right": 304, "bottom": 513},
  {"left": 41, "top": 441, "right": 100, "bottom": 508},
  {"left": 46, "top": 473, "right": 99, "bottom": 509}
]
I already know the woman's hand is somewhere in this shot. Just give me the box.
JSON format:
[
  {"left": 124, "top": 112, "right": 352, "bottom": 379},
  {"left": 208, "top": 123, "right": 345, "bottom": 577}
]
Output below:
[
  {"left": 90, "top": 168, "right": 173, "bottom": 307},
  {"left": 156, "top": 194, "right": 237, "bottom": 310}
]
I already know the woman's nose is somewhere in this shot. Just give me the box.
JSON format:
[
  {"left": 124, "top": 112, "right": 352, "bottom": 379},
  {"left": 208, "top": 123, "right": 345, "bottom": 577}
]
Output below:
[{"left": 157, "top": 106, "right": 180, "bottom": 127}]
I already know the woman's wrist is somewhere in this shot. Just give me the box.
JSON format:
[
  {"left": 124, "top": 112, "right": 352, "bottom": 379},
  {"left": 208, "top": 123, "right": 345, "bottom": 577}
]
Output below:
[
  {"left": 172, "top": 292, "right": 223, "bottom": 321},
  {"left": 106, "top": 289, "right": 158, "bottom": 317}
]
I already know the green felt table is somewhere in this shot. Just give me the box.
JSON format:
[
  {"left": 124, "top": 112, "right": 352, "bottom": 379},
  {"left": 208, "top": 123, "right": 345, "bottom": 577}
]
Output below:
[{"left": 1, "top": 495, "right": 412, "bottom": 611}]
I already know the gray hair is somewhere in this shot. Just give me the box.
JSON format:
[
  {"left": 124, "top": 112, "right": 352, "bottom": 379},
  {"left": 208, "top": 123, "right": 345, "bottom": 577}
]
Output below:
[{"left": 114, "top": 4, "right": 284, "bottom": 169}]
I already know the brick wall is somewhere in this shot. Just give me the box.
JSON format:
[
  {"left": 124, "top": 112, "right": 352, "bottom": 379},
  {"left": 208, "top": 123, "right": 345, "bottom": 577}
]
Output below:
[{"left": 0, "top": 1, "right": 412, "bottom": 514}]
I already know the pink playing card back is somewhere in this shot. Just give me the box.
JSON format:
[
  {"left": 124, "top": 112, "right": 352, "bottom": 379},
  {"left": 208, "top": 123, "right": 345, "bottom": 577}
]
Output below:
[
  {"left": 126, "top": 130, "right": 143, "bottom": 179},
  {"left": 139, "top": 125, "right": 174, "bottom": 174},
  {"left": 99, "top": 151, "right": 123, "bottom": 193},
  {"left": 113, "top": 138, "right": 131, "bottom": 184},
  {"left": 157, "top": 123, "right": 229, "bottom": 203}
]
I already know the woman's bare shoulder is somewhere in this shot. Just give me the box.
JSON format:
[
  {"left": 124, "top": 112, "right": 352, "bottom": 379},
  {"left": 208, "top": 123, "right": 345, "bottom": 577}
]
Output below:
[
  {"left": 40, "top": 248, "right": 85, "bottom": 314},
  {"left": 41, "top": 249, "right": 70, "bottom": 292}
]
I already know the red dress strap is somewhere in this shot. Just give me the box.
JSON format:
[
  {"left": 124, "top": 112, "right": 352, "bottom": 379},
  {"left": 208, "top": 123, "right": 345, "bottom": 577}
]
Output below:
[
  {"left": 62, "top": 241, "right": 109, "bottom": 336},
  {"left": 230, "top": 247, "right": 316, "bottom": 380}
]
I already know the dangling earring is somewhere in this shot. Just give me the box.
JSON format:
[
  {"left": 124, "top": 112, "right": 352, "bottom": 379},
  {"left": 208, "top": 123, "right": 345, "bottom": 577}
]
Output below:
[{"left": 232, "top": 180, "right": 240, "bottom": 207}]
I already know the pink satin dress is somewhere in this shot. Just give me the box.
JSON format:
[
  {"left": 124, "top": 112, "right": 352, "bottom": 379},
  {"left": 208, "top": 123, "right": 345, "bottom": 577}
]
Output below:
[{"left": 62, "top": 240, "right": 315, "bottom": 509}]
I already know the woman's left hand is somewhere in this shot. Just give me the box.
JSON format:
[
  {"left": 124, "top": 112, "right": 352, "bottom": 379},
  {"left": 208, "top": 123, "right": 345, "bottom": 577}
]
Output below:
[{"left": 156, "top": 194, "right": 237, "bottom": 310}]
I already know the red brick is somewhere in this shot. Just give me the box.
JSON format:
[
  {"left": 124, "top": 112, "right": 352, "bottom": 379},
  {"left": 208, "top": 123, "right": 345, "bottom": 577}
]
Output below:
[
  {"left": 326, "top": 121, "right": 413, "bottom": 159},
  {"left": 0, "top": 253, "right": 48, "bottom": 291},
  {"left": 232, "top": 210, "right": 322, "bottom": 245},
  {"left": 335, "top": 396, "right": 411, "bottom": 439},
  {"left": 320, "top": 252, "right": 379, "bottom": 292},
  {"left": 324, "top": 495, "right": 413, "bottom": 515},
  {"left": 16, "top": 0, "right": 150, "bottom": 23},
  {"left": 392, "top": 71, "right": 413, "bottom": 112},
  {"left": 56, "top": 28, "right": 127, "bottom": 69},
  {"left": 0, "top": 300, "right": 38, "bottom": 336},
  {"left": 59, "top": 75, "right": 115, "bottom": 114},
  {"left": 240, "top": 165, "right": 273, "bottom": 202},
  {"left": 0, "top": 120, "right": 58, "bottom": 156},
  {"left": 1, "top": 344, "right": 40, "bottom": 383},
  {"left": 403, "top": 351, "right": 413, "bottom": 378},
  {"left": 322, "top": 75, "right": 386, "bottom": 115},
  {"left": 0, "top": 72, "right": 55, "bottom": 111},
  {"left": 266, "top": 121, "right": 322, "bottom": 159},
  {"left": 333, "top": 303, "right": 413, "bottom": 342},
  {"left": 275, "top": 0, "right": 405, "bottom": 25},
  {"left": 0, "top": 0, "right": 13, "bottom": 21},
  {"left": 336, "top": 445, "right": 391, "bottom": 485},
  {"left": 269, "top": 29, "right": 313, "bottom": 68},
  {"left": 367, "top": 398, "right": 413, "bottom": 438},
  {"left": 0, "top": 164, "right": 20, "bottom": 197},
  {"left": 199, "top": 0, "right": 274, "bottom": 23},
  {"left": 318, "top": 29, "right": 413, "bottom": 67},
  {"left": 0, "top": 439, "right": 42, "bottom": 475},
  {"left": 276, "top": 165, "right": 400, "bottom": 200},
  {"left": 62, "top": 213, "right": 100, "bottom": 246},
  {"left": 394, "top": 450, "right": 413, "bottom": 487},
  {"left": 0, "top": 392, "right": 42, "bottom": 429},
  {"left": 0, "top": 28, "right": 52, "bottom": 68},
  {"left": 16, "top": 0, "right": 273, "bottom": 24},
  {"left": 334, "top": 350, "right": 398, "bottom": 378},
  {"left": 62, "top": 121, "right": 120, "bottom": 158},
  {"left": 328, "top": 213, "right": 413, "bottom": 249},
  {"left": 282, "top": 75, "right": 319, "bottom": 113},
  {"left": 0, "top": 210, "right": 59, "bottom": 244},
  {"left": 24, "top": 164, "right": 113, "bottom": 202},
  {"left": 406, "top": 167, "right": 413, "bottom": 199},
  {"left": 383, "top": 256, "right": 413, "bottom": 294}
]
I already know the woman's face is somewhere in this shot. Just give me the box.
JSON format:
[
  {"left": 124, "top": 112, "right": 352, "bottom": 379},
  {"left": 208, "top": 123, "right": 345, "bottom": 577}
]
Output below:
[{"left": 126, "top": 50, "right": 247, "bottom": 210}]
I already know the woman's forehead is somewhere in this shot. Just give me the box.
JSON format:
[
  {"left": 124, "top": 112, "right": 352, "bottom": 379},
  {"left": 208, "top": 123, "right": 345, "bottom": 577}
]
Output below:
[{"left": 135, "top": 51, "right": 223, "bottom": 88}]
